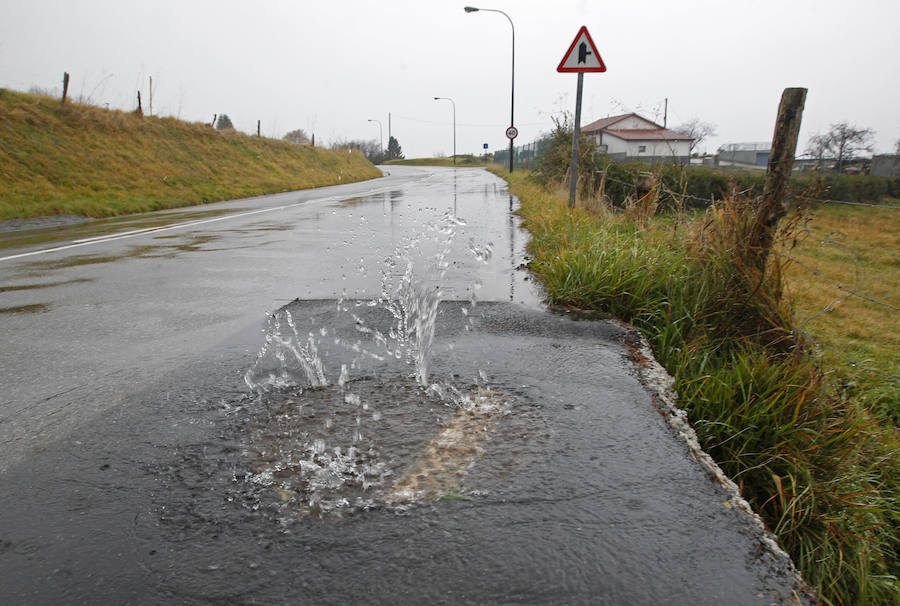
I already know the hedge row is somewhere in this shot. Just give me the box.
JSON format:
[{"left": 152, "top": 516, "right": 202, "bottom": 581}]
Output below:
[
  {"left": 592, "top": 162, "right": 899, "bottom": 210},
  {"left": 533, "top": 126, "right": 899, "bottom": 208}
]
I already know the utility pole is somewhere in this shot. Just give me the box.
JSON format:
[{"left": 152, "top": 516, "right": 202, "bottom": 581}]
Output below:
[{"left": 149, "top": 76, "right": 153, "bottom": 116}]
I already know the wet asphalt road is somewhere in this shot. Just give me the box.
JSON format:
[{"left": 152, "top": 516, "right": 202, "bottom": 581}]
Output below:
[
  {"left": 0, "top": 167, "right": 811, "bottom": 604},
  {"left": 0, "top": 166, "right": 537, "bottom": 473}
]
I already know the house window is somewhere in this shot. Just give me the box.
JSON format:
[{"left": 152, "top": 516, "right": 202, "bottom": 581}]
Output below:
[{"left": 638, "top": 145, "right": 647, "bottom": 153}]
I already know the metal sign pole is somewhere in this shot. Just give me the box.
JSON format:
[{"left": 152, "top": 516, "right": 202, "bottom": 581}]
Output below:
[{"left": 568, "top": 72, "right": 584, "bottom": 209}]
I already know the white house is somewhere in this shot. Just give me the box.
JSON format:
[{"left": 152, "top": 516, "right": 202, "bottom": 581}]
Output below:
[{"left": 581, "top": 113, "right": 692, "bottom": 163}]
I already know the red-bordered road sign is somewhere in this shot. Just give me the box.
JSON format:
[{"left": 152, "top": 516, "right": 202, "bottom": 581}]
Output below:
[
  {"left": 557, "top": 26, "right": 606, "bottom": 73},
  {"left": 506, "top": 126, "right": 518, "bottom": 140}
]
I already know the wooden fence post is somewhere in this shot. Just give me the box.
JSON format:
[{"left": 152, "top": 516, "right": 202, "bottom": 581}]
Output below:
[
  {"left": 136, "top": 90, "right": 143, "bottom": 115},
  {"left": 61, "top": 72, "right": 70, "bottom": 105},
  {"left": 750, "top": 87, "right": 807, "bottom": 269},
  {"left": 257, "top": 120, "right": 261, "bottom": 137}
]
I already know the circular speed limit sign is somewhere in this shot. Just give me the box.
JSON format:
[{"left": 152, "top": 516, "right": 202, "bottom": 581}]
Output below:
[{"left": 505, "top": 125, "right": 518, "bottom": 140}]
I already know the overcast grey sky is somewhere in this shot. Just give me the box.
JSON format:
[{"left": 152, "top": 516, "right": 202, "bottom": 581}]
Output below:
[{"left": 2, "top": 0, "right": 898, "bottom": 158}]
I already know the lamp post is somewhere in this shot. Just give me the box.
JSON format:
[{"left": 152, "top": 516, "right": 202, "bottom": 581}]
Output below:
[
  {"left": 464, "top": 6, "right": 515, "bottom": 172},
  {"left": 433, "top": 97, "right": 456, "bottom": 165},
  {"left": 367, "top": 118, "right": 383, "bottom": 161}
]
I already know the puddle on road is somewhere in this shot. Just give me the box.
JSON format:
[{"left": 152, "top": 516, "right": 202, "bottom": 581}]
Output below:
[
  {"left": 0, "top": 303, "right": 50, "bottom": 314},
  {"left": 18, "top": 234, "right": 223, "bottom": 271},
  {"left": 0, "top": 278, "right": 93, "bottom": 293},
  {"left": 240, "top": 378, "right": 516, "bottom": 519},
  {"left": 153, "top": 202, "right": 542, "bottom": 522},
  {"left": 230, "top": 208, "right": 511, "bottom": 518},
  {"left": 0, "top": 207, "right": 247, "bottom": 252}
]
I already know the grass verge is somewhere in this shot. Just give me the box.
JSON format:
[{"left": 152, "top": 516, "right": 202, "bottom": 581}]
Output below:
[
  {"left": 0, "top": 89, "right": 382, "bottom": 220},
  {"left": 493, "top": 167, "right": 899, "bottom": 606},
  {"left": 385, "top": 156, "right": 487, "bottom": 167}
]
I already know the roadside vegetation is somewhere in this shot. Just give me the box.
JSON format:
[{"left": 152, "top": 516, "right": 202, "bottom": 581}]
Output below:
[
  {"left": 385, "top": 155, "right": 488, "bottom": 167},
  {"left": 490, "top": 134, "right": 899, "bottom": 604},
  {"left": 0, "top": 89, "right": 382, "bottom": 221}
]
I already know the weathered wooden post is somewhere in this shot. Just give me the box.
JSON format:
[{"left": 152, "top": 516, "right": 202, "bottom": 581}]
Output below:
[
  {"left": 257, "top": 120, "right": 261, "bottom": 137},
  {"left": 61, "top": 72, "right": 70, "bottom": 105},
  {"left": 136, "top": 90, "right": 143, "bottom": 115},
  {"left": 635, "top": 172, "right": 654, "bottom": 199},
  {"left": 750, "top": 87, "right": 807, "bottom": 270}
]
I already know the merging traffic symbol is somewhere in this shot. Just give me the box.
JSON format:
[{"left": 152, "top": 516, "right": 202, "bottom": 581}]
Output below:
[{"left": 557, "top": 26, "right": 606, "bottom": 72}]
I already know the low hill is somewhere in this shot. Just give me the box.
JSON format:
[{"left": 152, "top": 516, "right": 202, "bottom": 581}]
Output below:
[{"left": 0, "top": 89, "right": 382, "bottom": 220}]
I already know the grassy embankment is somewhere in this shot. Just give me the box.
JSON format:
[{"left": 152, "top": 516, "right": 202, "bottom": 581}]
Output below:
[
  {"left": 0, "top": 89, "right": 382, "bottom": 221},
  {"left": 493, "top": 167, "right": 898, "bottom": 606}
]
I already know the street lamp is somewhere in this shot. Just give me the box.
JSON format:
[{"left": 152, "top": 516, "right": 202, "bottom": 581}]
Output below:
[
  {"left": 367, "top": 119, "right": 383, "bottom": 161},
  {"left": 433, "top": 97, "right": 456, "bottom": 165},
  {"left": 464, "top": 6, "right": 515, "bottom": 172}
]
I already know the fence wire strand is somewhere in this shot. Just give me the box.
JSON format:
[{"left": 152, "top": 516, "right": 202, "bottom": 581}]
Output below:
[{"left": 581, "top": 172, "right": 899, "bottom": 384}]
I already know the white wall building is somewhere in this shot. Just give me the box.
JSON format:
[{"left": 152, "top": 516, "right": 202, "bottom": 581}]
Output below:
[{"left": 581, "top": 113, "right": 692, "bottom": 163}]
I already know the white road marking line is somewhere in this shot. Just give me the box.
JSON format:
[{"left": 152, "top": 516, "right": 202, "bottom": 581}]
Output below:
[
  {"left": 0, "top": 196, "right": 337, "bottom": 263},
  {"left": 0, "top": 170, "right": 432, "bottom": 264}
]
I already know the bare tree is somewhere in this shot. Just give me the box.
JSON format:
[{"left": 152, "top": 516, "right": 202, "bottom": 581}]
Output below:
[
  {"left": 283, "top": 129, "right": 310, "bottom": 145},
  {"left": 806, "top": 122, "right": 874, "bottom": 172},
  {"left": 330, "top": 138, "right": 384, "bottom": 163},
  {"left": 673, "top": 118, "right": 717, "bottom": 155}
]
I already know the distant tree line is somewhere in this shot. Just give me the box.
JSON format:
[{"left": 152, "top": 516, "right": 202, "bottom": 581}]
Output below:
[{"left": 327, "top": 135, "right": 403, "bottom": 164}]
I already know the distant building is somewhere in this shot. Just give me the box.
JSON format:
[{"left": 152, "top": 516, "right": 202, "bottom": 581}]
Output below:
[
  {"left": 871, "top": 154, "right": 899, "bottom": 177},
  {"left": 717, "top": 142, "right": 770, "bottom": 167},
  {"left": 581, "top": 113, "right": 692, "bottom": 163}
]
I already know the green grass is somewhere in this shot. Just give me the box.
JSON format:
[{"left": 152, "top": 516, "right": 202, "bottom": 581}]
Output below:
[
  {"left": 783, "top": 203, "right": 900, "bottom": 425},
  {"left": 494, "top": 167, "right": 899, "bottom": 606},
  {"left": 0, "top": 89, "right": 382, "bottom": 220},
  {"left": 385, "top": 155, "right": 488, "bottom": 167}
]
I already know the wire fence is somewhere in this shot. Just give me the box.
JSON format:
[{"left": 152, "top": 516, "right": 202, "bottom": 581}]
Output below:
[
  {"left": 493, "top": 138, "right": 553, "bottom": 171},
  {"left": 590, "top": 174, "right": 899, "bottom": 385}
]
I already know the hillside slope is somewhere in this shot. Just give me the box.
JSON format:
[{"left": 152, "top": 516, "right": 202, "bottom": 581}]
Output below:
[{"left": 0, "top": 89, "right": 382, "bottom": 220}]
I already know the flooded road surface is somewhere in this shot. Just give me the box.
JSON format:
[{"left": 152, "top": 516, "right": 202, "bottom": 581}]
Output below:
[
  {"left": 0, "top": 168, "right": 811, "bottom": 604},
  {"left": 0, "top": 167, "right": 537, "bottom": 472}
]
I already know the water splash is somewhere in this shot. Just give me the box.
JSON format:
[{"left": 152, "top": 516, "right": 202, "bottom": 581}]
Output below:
[
  {"left": 239, "top": 206, "right": 505, "bottom": 517},
  {"left": 244, "top": 309, "right": 327, "bottom": 393}
]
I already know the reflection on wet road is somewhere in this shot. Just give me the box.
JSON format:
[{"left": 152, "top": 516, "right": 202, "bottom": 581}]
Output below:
[
  {"left": 0, "top": 166, "right": 539, "bottom": 471},
  {"left": 0, "top": 167, "right": 810, "bottom": 604}
]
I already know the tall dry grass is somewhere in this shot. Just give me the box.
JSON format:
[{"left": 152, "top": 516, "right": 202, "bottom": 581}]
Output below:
[{"left": 495, "top": 167, "right": 899, "bottom": 606}]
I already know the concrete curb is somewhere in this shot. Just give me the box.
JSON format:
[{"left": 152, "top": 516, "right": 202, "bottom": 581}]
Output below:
[{"left": 617, "top": 322, "right": 819, "bottom": 606}]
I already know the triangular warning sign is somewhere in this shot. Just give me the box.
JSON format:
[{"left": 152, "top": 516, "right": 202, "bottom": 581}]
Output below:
[{"left": 557, "top": 26, "right": 606, "bottom": 73}]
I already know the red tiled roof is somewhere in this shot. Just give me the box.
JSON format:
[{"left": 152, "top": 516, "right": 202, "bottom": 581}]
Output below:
[
  {"left": 581, "top": 113, "right": 635, "bottom": 132},
  {"left": 581, "top": 112, "right": 692, "bottom": 141},
  {"left": 602, "top": 129, "right": 693, "bottom": 141}
]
